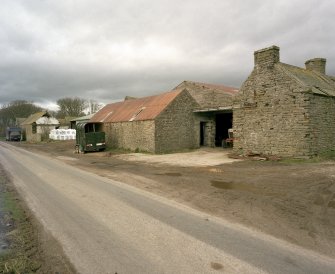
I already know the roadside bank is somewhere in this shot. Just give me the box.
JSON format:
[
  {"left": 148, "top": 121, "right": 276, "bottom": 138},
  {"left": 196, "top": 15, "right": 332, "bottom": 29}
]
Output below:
[{"left": 0, "top": 164, "right": 75, "bottom": 274}]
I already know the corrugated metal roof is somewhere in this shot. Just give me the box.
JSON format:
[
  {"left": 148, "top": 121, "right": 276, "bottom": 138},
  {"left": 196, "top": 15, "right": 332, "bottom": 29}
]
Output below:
[
  {"left": 90, "top": 89, "right": 183, "bottom": 123},
  {"left": 21, "top": 111, "right": 48, "bottom": 125}
]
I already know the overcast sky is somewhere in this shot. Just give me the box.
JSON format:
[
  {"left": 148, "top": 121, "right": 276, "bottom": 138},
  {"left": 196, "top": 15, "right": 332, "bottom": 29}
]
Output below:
[{"left": 1, "top": 0, "right": 334, "bottom": 110}]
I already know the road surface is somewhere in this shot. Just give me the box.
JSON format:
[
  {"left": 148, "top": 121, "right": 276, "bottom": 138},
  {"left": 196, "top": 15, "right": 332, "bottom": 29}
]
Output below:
[{"left": 0, "top": 142, "right": 334, "bottom": 273}]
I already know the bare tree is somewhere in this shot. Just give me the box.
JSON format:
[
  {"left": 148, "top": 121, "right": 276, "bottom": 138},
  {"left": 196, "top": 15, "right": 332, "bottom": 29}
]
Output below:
[
  {"left": 0, "top": 100, "right": 43, "bottom": 136},
  {"left": 87, "top": 99, "right": 103, "bottom": 114},
  {"left": 56, "top": 97, "right": 87, "bottom": 118}
]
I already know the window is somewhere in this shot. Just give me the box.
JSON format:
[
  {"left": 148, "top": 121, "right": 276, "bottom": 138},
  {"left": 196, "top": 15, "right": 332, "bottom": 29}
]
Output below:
[{"left": 32, "top": 123, "right": 37, "bottom": 134}]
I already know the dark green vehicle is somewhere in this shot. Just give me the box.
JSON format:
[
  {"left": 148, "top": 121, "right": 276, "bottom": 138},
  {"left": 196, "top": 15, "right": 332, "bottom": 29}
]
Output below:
[{"left": 75, "top": 122, "right": 106, "bottom": 153}]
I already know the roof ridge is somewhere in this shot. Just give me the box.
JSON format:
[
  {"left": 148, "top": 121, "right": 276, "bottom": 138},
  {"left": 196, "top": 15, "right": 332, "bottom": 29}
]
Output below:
[{"left": 183, "top": 80, "right": 238, "bottom": 90}]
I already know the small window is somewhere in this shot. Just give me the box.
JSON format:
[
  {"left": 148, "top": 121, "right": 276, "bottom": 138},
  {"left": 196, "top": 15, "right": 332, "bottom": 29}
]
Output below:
[{"left": 32, "top": 123, "right": 37, "bottom": 134}]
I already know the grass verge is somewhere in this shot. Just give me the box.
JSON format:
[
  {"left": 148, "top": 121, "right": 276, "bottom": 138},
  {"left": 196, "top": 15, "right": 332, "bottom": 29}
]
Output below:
[{"left": 0, "top": 169, "right": 41, "bottom": 274}]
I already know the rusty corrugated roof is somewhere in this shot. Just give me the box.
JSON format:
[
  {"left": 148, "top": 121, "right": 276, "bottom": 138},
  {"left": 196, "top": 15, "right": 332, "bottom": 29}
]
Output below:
[{"left": 90, "top": 89, "right": 183, "bottom": 123}]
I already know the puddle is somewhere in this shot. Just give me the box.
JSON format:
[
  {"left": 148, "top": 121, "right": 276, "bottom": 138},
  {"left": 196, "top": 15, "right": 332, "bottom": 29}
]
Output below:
[
  {"left": 91, "top": 162, "right": 111, "bottom": 166},
  {"left": 155, "top": 172, "right": 182, "bottom": 177},
  {"left": 211, "top": 180, "right": 279, "bottom": 197},
  {"left": 0, "top": 236, "right": 8, "bottom": 253},
  {"left": 211, "top": 180, "right": 256, "bottom": 191},
  {"left": 211, "top": 262, "right": 223, "bottom": 270},
  {"left": 328, "top": 201, "right": 335, "bottom": 209},
  {"left": 165, "top": 173, "right": 182, "bottom": 177},
  {"left": 208, "top": 168, "right": 224, "bottom": 173},
  {"left": 56, "top": 156, "right": 78, "bottom": 161}
]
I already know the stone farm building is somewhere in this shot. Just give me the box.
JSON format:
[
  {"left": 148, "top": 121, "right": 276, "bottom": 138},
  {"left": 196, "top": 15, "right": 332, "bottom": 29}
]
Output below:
[
  {"left": 21, "top": 111, "right": 59, "bottom": 142},
  {"left": 90, "top": 82, "right": 238, "bottom": 153},
  {"left": 90, "top": 88, "right": 198, "bottom": 153},
  {"left": 175, "top": 81, "right": 239, "bottom": 147},
  {"left": 233, "top": 46, "right": 335, "bottom": 157}
]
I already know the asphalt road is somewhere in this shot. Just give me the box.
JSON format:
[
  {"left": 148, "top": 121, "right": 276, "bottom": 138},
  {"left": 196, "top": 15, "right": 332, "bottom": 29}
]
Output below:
[{"left": 0, "top": 142, "right": 334, "bottom": 273}]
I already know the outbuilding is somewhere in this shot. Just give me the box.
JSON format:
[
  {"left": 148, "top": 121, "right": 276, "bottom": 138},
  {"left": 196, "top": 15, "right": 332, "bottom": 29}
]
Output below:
[
  {"left": 90, "top": 88, "right": 199, "bottom": 153},
  {"left": 233, "top": 45, "right": 335, "bottom": 157},
  {"left": 21, "top": 111, "right": 59, "bottom": 142},
  {"left": 174, "top": 81, "right": 238, "bottom": 147}
]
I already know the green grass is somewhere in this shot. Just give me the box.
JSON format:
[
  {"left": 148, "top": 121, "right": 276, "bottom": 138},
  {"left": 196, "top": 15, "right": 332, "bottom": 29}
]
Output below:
[
  {"left": 0, "top": 193, "right": 25, "bottom": 221},
  {"left": 0, "top": 178, "right": 41, "bottom": 273}
]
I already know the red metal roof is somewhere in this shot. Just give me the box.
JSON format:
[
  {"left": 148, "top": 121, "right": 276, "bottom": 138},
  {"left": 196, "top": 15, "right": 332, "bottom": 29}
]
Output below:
[{"left": 90, "top": 89, "right": 183, "bottom": 123}]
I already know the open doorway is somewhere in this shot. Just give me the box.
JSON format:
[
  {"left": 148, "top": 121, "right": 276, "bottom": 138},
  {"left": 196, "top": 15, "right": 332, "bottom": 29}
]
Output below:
[
  {"left": 200, "top": 122, "right": 206, "bottom": 146},
  {"left": 215, "top": 113, "right": 232, "bottom": 147}
]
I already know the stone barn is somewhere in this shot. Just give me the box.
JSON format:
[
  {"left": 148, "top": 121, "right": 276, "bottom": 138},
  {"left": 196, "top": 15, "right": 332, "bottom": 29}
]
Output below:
[
  {"left": 233, "top": 45, "right": 335, "bottom": 157},
  {"left": 21, "top": 111, "right": 60, "bottom": 142},
  {"left": 174, "top": 81, "right": 239, "bottom": 147},
  {"left": 90, "top": 88, "right": 199, "bottom": 153}
]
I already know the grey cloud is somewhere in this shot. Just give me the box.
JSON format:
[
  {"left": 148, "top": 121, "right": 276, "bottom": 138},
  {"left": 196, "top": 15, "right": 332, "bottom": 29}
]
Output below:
[{"left": 0, "top": 0, "right": 334, "bottom": 108}]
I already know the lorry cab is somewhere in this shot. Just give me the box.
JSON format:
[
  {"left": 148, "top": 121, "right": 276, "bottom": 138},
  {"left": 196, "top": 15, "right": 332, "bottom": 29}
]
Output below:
[{"left": 6, "top": 127, "right": 22, "bottom": 141}]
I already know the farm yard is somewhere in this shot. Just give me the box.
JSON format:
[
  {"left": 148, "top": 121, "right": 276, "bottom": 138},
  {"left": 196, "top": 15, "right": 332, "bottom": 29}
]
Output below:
[{"left": 10, "top": 140, "right": 335, "bottom": 259}]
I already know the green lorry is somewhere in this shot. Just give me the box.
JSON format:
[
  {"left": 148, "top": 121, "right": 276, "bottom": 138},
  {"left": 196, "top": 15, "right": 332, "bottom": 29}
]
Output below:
[{"left": 75, "top": 122, "right": 106, "bottom": 153}]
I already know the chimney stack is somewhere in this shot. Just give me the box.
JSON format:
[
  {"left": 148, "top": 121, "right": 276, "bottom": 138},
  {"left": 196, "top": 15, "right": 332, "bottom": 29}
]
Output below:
[
  {"left": 305, "top": 58, "right": 326, "bottom": 74},
  {"left": 254, "top": 45, "right": 280, "bottom": 68}
]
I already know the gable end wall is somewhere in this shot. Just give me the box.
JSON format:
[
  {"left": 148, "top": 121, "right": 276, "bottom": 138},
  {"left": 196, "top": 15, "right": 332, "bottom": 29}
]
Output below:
[
  {"left": 155, "top": 91, "right": 199, "bottom": 153},
  {"left": 309, "top": 94, "right": 335, "bottom": 155},
  {"left": 233, "top": 65, "right": 312, "bottom": 157}
]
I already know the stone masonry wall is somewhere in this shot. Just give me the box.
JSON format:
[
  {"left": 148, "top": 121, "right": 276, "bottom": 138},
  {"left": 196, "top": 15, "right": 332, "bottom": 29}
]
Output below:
[
  {"left": 23, "top": 125, "right": 40, "bottom": 142},
  {"left": 233, "top": 65, "right": 312, "bottom": 157},
  {"left": 309, "top": 94, "right": 335, "bottom": 155},
  {"left": 103, "top": 120, "right": 155, "bottom": 152},
  {"left": 194, "top": 113, "right": 216, "bottom": 147},
  {"left": 155, "top": 90, "right": 199, "bottom": 153},
  {"left": 176, "top": 82, "right": 234, "bottom": 109}
]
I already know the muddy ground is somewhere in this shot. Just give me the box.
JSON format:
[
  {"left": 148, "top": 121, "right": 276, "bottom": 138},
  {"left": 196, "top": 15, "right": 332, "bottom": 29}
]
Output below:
[{"left": 9, "top": 140, "right": 335, "bottom": 260}]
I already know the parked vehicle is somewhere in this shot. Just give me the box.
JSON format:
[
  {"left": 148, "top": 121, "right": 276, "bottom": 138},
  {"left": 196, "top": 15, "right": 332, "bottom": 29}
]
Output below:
[
  {"left": 75, "top": 122, "right": 106, "bottom": 153},
  {"left": 6, "top": 127, "right": 22, "bottom": 141}
]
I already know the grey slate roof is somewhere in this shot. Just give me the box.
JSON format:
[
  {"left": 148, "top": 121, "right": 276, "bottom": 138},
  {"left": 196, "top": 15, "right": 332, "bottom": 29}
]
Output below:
[
  {"left": 174, "top": 81, "right": 239, "bottom": 109},
  {"left": 278, "top": 63, "right": 335, "bottom": 97}
]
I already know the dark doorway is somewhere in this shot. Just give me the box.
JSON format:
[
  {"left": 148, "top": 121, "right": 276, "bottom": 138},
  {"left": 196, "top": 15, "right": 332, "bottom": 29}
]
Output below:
[
  {"left": 215, "top": 113, "right": 232, "bottom": 146},
  {"left": 200, "top": 122, "right": 206, "bottom": 146}
]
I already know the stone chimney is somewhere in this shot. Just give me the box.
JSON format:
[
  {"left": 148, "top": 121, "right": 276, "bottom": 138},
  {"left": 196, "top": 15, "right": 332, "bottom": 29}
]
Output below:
[
  {"left": 305, "top": 58, "right": 326, "bottom": 74},
  {"left": 254, "top": 45, "right": 280, "bottom": 68}
]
